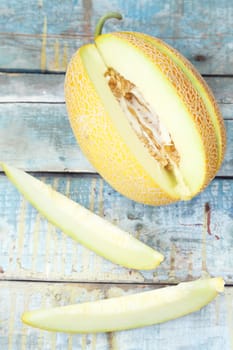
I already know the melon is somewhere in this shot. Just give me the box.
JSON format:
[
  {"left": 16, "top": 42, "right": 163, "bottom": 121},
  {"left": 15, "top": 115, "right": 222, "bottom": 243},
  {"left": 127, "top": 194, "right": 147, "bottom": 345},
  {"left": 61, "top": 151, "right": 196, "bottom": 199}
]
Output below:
[{"left": 65, "top": 13, "right": 226, "bottom": 205}]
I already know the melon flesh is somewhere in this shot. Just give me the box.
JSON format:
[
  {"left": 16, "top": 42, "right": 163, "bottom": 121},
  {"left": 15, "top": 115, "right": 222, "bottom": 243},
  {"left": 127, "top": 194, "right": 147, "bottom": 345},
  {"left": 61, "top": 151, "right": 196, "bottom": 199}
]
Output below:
[
  {"left": 80, "top": 37, "right": 207, "bottom": 200},
  {"left": 1, "top": 163, "right": 163, "bottom": 270},
  {"left": 22, "top": 277, "right": 224, "bottom": 333},
  {"left": 96, "top": 35, "right": 208, "bottom": 195}
]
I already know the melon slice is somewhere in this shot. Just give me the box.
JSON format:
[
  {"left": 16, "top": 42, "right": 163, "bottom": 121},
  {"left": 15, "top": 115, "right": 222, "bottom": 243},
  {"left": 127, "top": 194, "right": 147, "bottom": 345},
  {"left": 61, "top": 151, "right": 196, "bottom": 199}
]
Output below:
[
  {"left": 1, "top": 163, "right": 163, "bottom": 270},
  {"left": 22, "top": 277, "right": 224, "bottom": 333}
]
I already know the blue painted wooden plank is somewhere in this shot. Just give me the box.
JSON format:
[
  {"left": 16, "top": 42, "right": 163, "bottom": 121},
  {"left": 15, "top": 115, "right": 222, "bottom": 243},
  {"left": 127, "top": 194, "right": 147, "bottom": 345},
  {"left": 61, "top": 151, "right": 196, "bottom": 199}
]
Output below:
[
  {"left": 0, "top": 103, "right": 94, "bottom": 173},
  {"left": 0, "top": 103, "right": 232, "bottom": 175},
  {"left": 0, "top": 281, "right": 232, "bottom": 350},
  {"left": 0, "top": 174, "right": 232, "bottom": 284},
  {"left": 1, "top": 74, "right": 232, "bottom": 104},
  {"left": 0, "top": 1, "right": 232, "bottom": 347},
  {"left": 0, "top": 0, "right": 232, "bottom": 73}
]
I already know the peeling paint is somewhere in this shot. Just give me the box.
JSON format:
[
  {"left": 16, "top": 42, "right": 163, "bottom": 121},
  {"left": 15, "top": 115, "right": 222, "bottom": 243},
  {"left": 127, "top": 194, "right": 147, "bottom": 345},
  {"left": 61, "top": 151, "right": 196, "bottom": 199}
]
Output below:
[
  {"left": 226, "top": 291, "right": 233, "bottom": 349},
  {"left": 169, "top": 243, "right": 176, "bottom": 281},
  {"left": 38, "top": 0, "right": 43, "bottom": 8},
  {"left": 62, "top": 43, "right": 68, "bottom": 70},
  {"left": 41, "top": 16, "right": 47, "bottom": 71},
  {"left": 202, "top": 204, "right": 208, "bottom": 273},
  {"left": 53, "top": 39, "right": 60, "bottom": 70}
]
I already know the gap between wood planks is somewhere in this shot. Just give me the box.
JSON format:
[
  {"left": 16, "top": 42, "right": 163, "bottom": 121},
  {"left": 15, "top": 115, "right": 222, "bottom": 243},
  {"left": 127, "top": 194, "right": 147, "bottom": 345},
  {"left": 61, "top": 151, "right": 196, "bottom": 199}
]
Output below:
[
  {"left": 0, "top": 101, "right": 65, "bottom": 104},
  {"left": 0, "top": 69, "right": 65, "bottom": 74},
  {"left": 0, "top": 102, "right": 233, "bottom": 110},
  {"left": 1, "top": 68, "right": 233, "bottom": 78},
  {"left": 0, "top": 171, "right": 232, "bottom": 180},
  {"left": 1, "top": 278, "right": 233, "bottom": 287}
]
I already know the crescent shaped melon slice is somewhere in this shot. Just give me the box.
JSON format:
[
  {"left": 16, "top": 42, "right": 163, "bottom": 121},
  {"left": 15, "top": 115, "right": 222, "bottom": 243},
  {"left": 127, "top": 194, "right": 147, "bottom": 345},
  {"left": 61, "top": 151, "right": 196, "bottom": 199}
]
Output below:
[
  {"left": 1, "top": 163, "right": 163, "bottom": 270},
  {"left": 22, "top": 277, "right": 224, "bottom": 333}
]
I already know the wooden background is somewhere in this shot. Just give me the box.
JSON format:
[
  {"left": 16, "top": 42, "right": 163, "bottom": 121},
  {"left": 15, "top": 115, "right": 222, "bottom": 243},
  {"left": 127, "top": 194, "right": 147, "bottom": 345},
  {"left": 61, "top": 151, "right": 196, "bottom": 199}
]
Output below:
[{"left": 0, "top": 0, "right": 233, "bottom": 349}]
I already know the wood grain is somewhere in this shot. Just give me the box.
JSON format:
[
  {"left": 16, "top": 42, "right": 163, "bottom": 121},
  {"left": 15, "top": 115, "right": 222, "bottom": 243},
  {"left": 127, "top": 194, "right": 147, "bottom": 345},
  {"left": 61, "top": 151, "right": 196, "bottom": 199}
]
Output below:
[
  {"left": 0, "top": 281, "right": 231, "bottom": 350},
  {"left": 0, "top": 103, "right": 94, "bottom": 173},
  {"left": 0, "top": 0, "right": 233, "bottom": 74},
  {"left": 0, "top": 2, "right": 233, "bottom": 348},
  {"left": 1, "top": 73, "right": 232, "bottom": 104},
  {"left": 0, "top": 174, "right": 232, "bottom": 284}
]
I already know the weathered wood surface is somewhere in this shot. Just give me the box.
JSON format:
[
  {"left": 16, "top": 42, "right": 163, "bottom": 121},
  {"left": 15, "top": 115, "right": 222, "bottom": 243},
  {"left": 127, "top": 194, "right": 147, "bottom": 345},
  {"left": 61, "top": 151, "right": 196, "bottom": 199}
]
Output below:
[
  {"left": 0, "top": 281, "right": 232, "bottom": 350},
  {"left": 1, "top": 0, "right": 233, "bottom": 74},
  {"left": 0, "top": 102, "right": 232, "bottom": 175},
  {"left": 0, "top": 174, "right": 233, "bottom": 284},
  {"left": 0, "top": 73, "right": 233, "bottom": 104},
  {"left": 0, "top": 103, "right": 94, "bottom": 173},
  {"left": 1, "top": 0, "right": 233, "bottom": 348}
]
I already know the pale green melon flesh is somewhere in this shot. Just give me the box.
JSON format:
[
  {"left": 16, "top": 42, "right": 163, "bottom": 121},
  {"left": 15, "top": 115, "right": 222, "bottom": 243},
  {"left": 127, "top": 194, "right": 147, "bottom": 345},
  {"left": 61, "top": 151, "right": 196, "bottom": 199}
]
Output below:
[
  {"left": 1, "top": 163, "right": 163, "bottom": 270},
  {"left": 22, "top": 278, "right": 224, "bottom": 333},
  {"left": 94, "top": 35, "right": 207, "bottom": 197},
  {"left": 135, "top": 32, "right": 223, "bottom": 164},
  {"left": 80, "top": 44, "right": 179, "bottom": 199}
]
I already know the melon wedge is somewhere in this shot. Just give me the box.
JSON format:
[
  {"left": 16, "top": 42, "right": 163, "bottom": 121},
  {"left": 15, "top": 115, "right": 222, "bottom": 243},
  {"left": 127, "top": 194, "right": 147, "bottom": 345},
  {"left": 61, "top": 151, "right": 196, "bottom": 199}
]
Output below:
[
  {"left": 65, "top": 14, "right": 226, "bottom": 205},
  {"left": 1, "top": 163, "right": 163, "bottom": 270},
  {"left": 22, "top": 277, "right": 224, "bottom": 333}
]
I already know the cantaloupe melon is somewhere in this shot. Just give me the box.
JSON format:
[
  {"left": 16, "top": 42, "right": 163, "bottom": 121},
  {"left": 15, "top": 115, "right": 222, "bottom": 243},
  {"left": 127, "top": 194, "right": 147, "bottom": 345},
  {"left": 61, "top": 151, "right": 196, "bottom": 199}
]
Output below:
[{"left": 65, "top": 13, "right": 226, "bottom": 205}]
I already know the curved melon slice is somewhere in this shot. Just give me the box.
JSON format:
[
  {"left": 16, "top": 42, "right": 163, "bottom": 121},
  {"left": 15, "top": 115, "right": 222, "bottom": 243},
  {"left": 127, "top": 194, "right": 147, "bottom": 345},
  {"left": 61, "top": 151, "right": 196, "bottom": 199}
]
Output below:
[
  {"left": 1, "top": 163, "right": 163, "bottom": 270},
  {"left": 22, "top": 277, "right": 224, "bottom": 333}
]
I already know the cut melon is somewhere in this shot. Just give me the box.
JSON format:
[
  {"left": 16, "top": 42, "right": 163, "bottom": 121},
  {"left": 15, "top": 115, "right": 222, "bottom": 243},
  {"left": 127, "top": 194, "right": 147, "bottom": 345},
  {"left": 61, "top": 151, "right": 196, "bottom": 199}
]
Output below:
[
  {"left": 22, "top": 277, "right": 224, "bottom": 333},
  {"left": 1, "top": 163, "right": 163, "bottom": 270},
  {"left": 65, "top": 14, "right": 226, "bottom": 205}
]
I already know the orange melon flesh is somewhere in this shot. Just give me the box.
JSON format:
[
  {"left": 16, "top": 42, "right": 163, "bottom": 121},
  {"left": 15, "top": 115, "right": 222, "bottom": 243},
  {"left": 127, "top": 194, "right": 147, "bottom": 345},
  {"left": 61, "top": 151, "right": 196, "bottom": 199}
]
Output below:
[{"left": 22, "top": 277, "right": 224, "bottom": 333}]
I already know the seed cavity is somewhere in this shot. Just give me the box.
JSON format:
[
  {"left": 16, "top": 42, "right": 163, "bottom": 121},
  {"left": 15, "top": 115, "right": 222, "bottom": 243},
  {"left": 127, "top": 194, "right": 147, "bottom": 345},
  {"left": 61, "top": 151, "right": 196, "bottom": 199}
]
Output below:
[{"left": 105, "top": 67, "right": 180, "bottom": 170}]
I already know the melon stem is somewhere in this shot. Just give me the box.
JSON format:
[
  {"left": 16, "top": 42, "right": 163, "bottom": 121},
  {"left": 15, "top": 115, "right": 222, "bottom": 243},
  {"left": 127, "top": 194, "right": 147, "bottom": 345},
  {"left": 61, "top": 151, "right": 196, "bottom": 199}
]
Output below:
[{"left": 94, "top": 12, "right": 123, "bottom": 38}]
